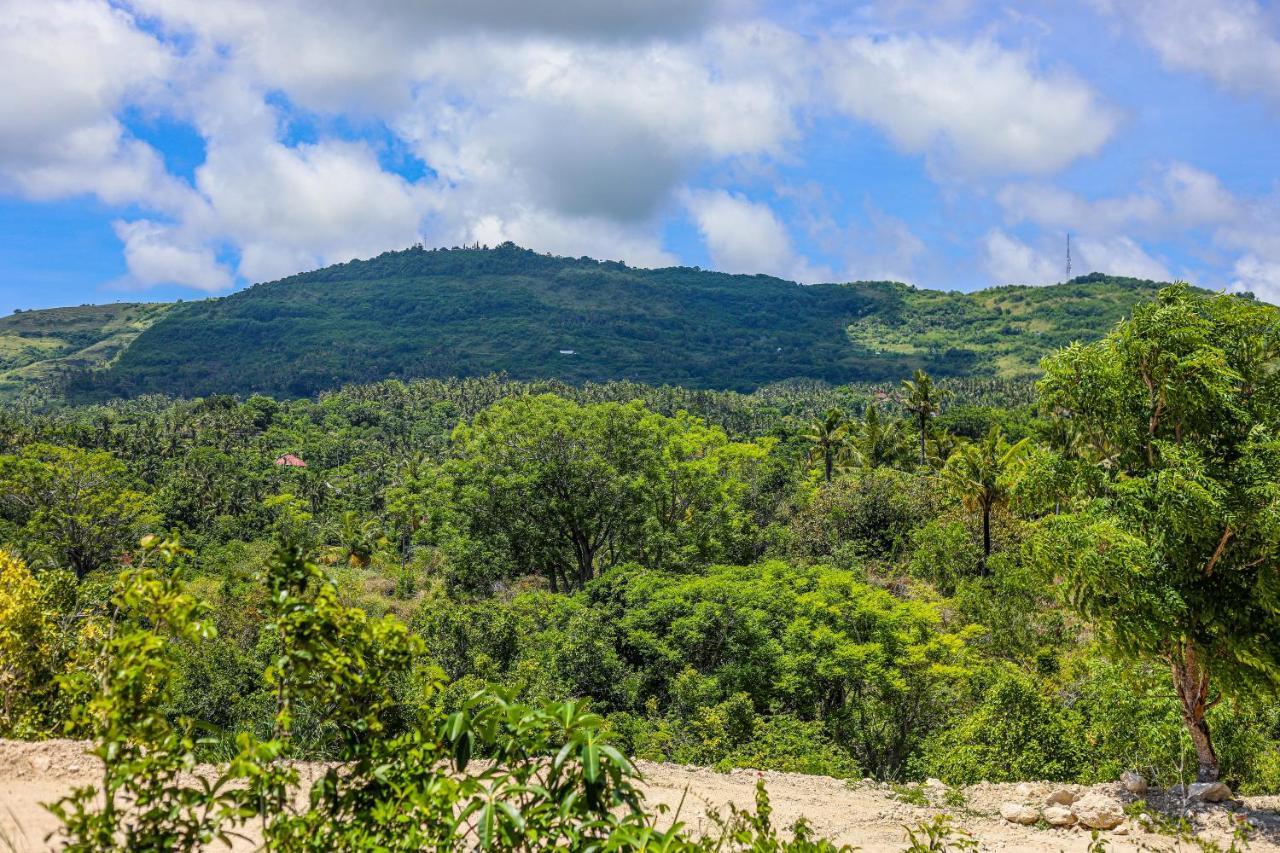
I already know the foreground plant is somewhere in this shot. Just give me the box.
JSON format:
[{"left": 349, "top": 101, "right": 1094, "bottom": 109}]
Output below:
[{"left": 47, "top": 538, "right": 865, "bottom": 851}]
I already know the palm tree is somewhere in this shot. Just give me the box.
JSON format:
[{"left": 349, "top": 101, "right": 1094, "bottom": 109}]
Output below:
[
  {"left": 901, "top": 369, "right": 952, "bottom": 466},
  {"left": 846, "top": 404, "right": 911, "bottom": 470},
  {"left": 324, "top": 511, "right": 387, "bottom": 568},
  {"left": 804, "top": 408, "right": 849, "bottom": 482},
  {"left": 939, "top": 426, "right": 1031, "bottom": 574}
]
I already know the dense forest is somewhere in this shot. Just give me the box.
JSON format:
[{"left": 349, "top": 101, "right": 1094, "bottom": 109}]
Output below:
[
  {"left": 2, "top": 285, "right": 1278, "bottom": 850},
  {"left": 0, "top": 244, "right": 1178, "bottom": 403}
]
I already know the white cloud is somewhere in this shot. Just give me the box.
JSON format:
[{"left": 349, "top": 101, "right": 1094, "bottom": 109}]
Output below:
[
  {"left": 113, "top": 220, "right": 233, "bottom": 292},
  {"left": 196, "top": 138, "right": 428, "bottom": 282},
  {"left": 1074, "top": 236, "right": 1170, "bottom": 281},
  {"left": 982, "top": 229, "right": 1061, "bottom": 285},
  {"left": 1230, "top": 255, "right": 1280, "bottom": 304},
  {"left": 1098, "top": 0, "right": 1280, "bottom": 106},
  {"left": 685, "top": 189, "right": 826, "bottom": 281},
  {"left": 825, "top": 35, "right": 1117, "bottom": 174},
  {"left": 995, "top": 161, "right": 1280, "bottom": 300},
  {"left": 0, "top": 0, "right": 188, "bottom": 210}
]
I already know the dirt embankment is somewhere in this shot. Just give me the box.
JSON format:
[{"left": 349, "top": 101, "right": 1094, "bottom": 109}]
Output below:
[{"left": 2, "top": 740, "right": 1278, "bottom": 851}]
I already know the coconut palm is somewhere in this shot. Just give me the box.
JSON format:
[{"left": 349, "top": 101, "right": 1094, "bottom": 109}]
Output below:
[
  {"left": 901, "top": 369, "right": 952, "bottom": 466},
  {"left": 803, "top": 407, "right": 849, "bottom": 482},
  {"left": 324, "top": 510, "right": 387, "bottom": 568},
  {"left": 845, "top": 404, "right": 911, "bottom": 470},
  {"left": 939, "top": 426, "right": 1032, "bottom": 573}
]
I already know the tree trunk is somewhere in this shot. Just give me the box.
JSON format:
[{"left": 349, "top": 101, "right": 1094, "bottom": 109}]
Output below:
[
  {"left": 980, "top": 506, "right": 991, "bottom": 576},
  {"left": 918, "top": 414, "right": 927, "bottom": 466},
  {"left": 824, "top": 453, "right": 833, "bottom": 483},
  {"left": 1171, "top": 650, "right": 1220, "bottom": 782}
]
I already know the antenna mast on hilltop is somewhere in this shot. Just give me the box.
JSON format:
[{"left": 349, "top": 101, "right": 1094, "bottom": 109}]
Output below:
[{"left": 1065, "top": 233, "right": 1072, "bottom": 281}]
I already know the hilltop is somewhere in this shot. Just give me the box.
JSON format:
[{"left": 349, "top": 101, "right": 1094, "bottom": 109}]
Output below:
[{"left": 8, "top": 244, "right": 1183, "bottom": 401}]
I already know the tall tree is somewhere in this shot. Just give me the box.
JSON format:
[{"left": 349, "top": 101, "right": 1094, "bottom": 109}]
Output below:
[
  {"left": 939, "top": 426, "right": 1031, "bottom": 572},
  {"left": 1037, "top": 285, "right": 1280, "bottom": 781},
  {"left": 901, "top": 369, "right": 952, "bottom": 466},
  {"left": 803, "top": 408, "right": 849, "bottom": 483}
]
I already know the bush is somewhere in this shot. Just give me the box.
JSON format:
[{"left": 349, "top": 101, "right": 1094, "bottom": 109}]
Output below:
[{"left": 912, "top": 669, "right": 1078, "bottom": 784}]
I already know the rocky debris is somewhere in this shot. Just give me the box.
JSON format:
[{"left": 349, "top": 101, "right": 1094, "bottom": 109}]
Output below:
[
  {"left": 1000, "top": 802, "right": 1041, "bottom": 825},
  {"left": 1042, "top": 805, "right": 1076, "bottom": 827},
  {"left": 1044, "top": 787, "right": 1077, "bottom": 806},
  {"left": 1071, "top": 792, "right": 1126, "bottom": 830},
  {"left": 1121, "top": 771, "right": 1147, "bottom": 795},
  {"left": 1188, "top": 782, "right": 1233, "bottom": 803},
  {"left": 924, "top": 778, "right": 947, "bottom": 789}
]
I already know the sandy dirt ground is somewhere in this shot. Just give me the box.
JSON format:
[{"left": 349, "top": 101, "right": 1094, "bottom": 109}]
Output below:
[{"left": 3, "top": 740, "right": 1278, "bottom": 851}]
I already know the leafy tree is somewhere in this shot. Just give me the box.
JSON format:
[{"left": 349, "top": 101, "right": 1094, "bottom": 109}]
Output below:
[
  {"left": 0, "top": 550, "right": 56, "bottom": 735},
  {"left": 1037, "top": 285, "right": 1280, "bottom": 781},
  {"left": 939, "top": 427, "right": 1031, "bottom": 572},
  {"left": 0, "top": 443, "right": 157, "bottom": 578},
  {"left": 803, "top": 408, "right": 849, "bottom": 483},
  {"left": 901, "top": 369, "right": 952, "bottom": 466},
  {"left": 435, "top": 396, "right": 764, "bottom": 591}
]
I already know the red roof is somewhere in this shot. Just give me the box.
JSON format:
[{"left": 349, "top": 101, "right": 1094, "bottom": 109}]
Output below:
[{"left": 274, "top": 454, "right": 307, "bottom": 468}]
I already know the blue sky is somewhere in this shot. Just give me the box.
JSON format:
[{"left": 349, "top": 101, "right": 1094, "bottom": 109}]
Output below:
[{"left": 3, "top": 0, "right": 1280, "bottom": 314}]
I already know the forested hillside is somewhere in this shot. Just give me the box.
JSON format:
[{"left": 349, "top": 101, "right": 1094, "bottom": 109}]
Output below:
[{"left": 51, "top": 243, "right": 1173, "bottom": 401}]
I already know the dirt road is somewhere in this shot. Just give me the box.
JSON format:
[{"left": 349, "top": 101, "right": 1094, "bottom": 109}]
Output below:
[{"left": 3, "top": 740, "right": 1277, "bottom": 851}]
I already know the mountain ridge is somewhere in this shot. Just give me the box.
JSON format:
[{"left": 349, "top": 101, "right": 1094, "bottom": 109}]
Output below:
[{"left": 5, "top": 243, "right": 1204, "bottom": 401}]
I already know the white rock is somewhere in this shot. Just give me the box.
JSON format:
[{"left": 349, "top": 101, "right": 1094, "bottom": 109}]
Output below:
[
  {"left": 924, "top": 777, "right": 947, "bottom": 789},
  {"left": 1042, "top": 805, "right": 1076, "bottom": 826},
  {"left": 1015, "top": 783, "right": 1035, "bottom": 799},
  {"left": 1187, "top": 782, "right": 1232, "bottom": 803},
  {"left": 1044, "top": 788, "right": 1076, "bottom": 806},
  {"left": 1000, "top": 802, "right": 1041, "bottom": 825},
  {"left": 1121, "top": 771, "right": 1147, "bottom": 795},
  {"left": 1072, "top": 792, "right": 1125, "bottom": 830},
  {"left": 1112, "top": 823, "right": 1130, "bottom": 836}
]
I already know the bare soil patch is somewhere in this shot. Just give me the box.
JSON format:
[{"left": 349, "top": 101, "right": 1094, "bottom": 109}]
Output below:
[{"left": 2, "top": 740, "right": 1277, "bottom": 851}]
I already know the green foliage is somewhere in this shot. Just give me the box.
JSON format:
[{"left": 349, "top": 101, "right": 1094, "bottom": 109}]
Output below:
[
  {"left": 0, "top": 550, "right": 59, "bottom": 735},
  {"left": 789, "top": 468, "right": 938, "bottom": 565},
  {"left": 1037, "top": 284, "right": 1280, "bottom": 780},
  {"left": 913, "top": 669, "right": 1078, "bottom": 784},
  {"left": 0, "top": 443, "right": 158, "bottom": 577},
  {"left": 430, "top": 395, "right": 766, "bottom": 591},
  {"left": 49, "top": 535, "right": 238, "bottom": 852}
]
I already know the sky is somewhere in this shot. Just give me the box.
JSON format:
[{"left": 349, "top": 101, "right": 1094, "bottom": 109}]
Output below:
[{"left": 3, "top": 0, "right": 1280, "bottom": 314}]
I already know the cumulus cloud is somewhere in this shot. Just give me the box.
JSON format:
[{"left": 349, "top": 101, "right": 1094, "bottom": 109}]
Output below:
[
  {"left": 113, "top": 220, "right": 233, "bottom": 292},
  {"left": 985, "top": 227, "right": 1171, "bottom": 286},
  {"left": 824, "top": 35, "right": 1117, "bottom": 175},
  {"left": 995, "top": 161, "right": 1280, "bottom": 302},
  {"left": 1229, "top": 255, "right": 1280, "bottom": 303},
  {"left": 195, "top": 138, "right": 427, "bottom": 282},
  {"left": 0, "top": 0, "right": 1138, "bottom": 297},
  {"left": 0, "top": 0, "right": 187, "bottom": 209},
  {"left": 685, "top": 190, "right": 826, "bottom": 281},
  {"left": 982, "top": 229, "right": 1061, "bottom": 285},
  {"left": 1097, "top": 0, "right": 1280, "bottom": 106},
  {"left": 1074, "top": 236, "right": 1170, "bottom": 281}
]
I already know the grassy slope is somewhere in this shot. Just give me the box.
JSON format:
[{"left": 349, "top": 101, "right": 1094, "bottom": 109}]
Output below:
[
  {"left": 33, "top": 246, "right": 1178, "bottom": 400},
  {"left": 848, "top": 273, "right": 1169, "bottom": 380},
  {"left": 0, "top": 303, "right": 170, "bottom": 399}
]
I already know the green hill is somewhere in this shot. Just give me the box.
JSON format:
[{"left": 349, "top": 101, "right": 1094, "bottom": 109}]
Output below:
[
  {"left": 0, "top": 302, "right": 171, "bottom": 400},
  {"left": 33, "top": 244, "right": 1178, "bottom": 400}
]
